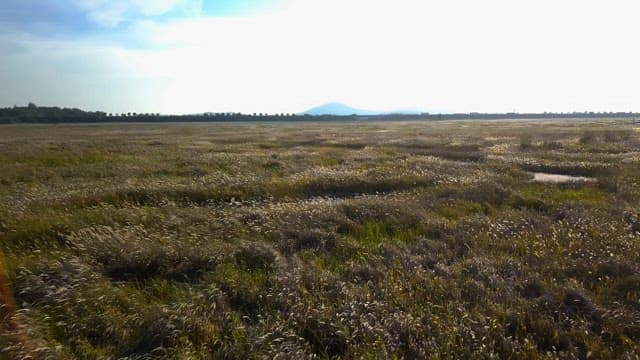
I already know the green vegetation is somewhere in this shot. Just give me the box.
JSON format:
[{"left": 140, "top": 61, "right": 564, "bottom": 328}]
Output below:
[
  {"left": 2, "top": 103, "right": 640, "bottom": 124},
  {"left": 1, "top": 120, "right": 639, "bottom": 359}
]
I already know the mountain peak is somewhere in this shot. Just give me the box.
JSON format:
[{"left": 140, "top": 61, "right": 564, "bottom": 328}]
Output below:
[{"left": 303, "top": 103, "right": 379, "bottom": 116}]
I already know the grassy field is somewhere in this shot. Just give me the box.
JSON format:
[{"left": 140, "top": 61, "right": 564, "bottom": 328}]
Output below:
[{"left": 1, "top": 120, "right": 639, "bottom": 359}]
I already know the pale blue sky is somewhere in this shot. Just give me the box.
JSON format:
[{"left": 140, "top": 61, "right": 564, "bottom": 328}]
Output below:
[{"left": 1, "top": 0, "right": 639, "bottom": 114}]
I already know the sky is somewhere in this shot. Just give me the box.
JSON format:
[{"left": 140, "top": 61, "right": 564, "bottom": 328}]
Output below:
[{"left": 0, "top": 0, "right": 639, "bottom": 114}]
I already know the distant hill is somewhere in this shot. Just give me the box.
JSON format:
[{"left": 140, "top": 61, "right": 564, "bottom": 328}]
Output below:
[
  {"left": 303, "top": 103, "right": 381, "bottom": 116},
  {"left": 303, "top": 103, "right": 427, "bottom": 116}
]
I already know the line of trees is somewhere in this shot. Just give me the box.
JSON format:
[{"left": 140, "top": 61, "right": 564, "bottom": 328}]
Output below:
[
  {"left": 0, "top": 103, "right": 107, "bottom": 123},
  {"left": 1, "top": 103, "right": 639, "bottom": 124}
]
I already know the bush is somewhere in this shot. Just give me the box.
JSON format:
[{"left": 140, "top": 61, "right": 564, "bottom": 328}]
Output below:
[{"left": 234, "top": 244, "right": 277, "bottom": 273}]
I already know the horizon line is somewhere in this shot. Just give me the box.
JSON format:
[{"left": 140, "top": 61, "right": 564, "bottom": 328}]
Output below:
[{"left": 3, "top": 103, "right": 640, "bottom": 117}]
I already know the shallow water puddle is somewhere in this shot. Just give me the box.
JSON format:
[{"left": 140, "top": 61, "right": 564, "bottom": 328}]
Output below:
[{"left": 530, "top": 172, "right": 595, "bottom": 183}]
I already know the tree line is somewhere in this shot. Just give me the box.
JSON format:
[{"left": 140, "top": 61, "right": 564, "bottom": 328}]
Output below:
[{"left": 1, "top": 103, "right": 639, "bottom": 124}]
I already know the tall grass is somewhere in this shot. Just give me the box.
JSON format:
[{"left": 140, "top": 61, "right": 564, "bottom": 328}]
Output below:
[{"left": 1, "top": 120, "right": 639, "bottom": 358}]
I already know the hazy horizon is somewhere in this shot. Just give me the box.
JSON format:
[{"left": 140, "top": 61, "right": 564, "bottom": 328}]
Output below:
[{"left": 2, "top": 1, "right": 639, "bottom": 115}]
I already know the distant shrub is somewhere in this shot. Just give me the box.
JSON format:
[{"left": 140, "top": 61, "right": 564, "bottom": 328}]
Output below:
[
  {"left": 347, "top": 264, "right": 383, "bottom": 283},
  {"left": 519, "top": 135, "right": 534, "bottom": 149},
  {"left": 593, "top": 259, "right": 636, "bottom": 279},
  {"left": 460, "top": 279, "right": 487, "bottom": 303},
  {"left": 562, "top": 288, "right": 602, "bottom": 325},
  {"left": 262, "top": 160, "right": 283, "bottom": 172},
  {"left": 603, "top": 130, "right": 632, "bottom": 142},
  {"left": 299, "top": 317, "right": 348, "bottom": 358},
  {"left": 518, "top": 278, "right": 546, "bottom": 299},
  {"left": 579, "top": 131, "right": 599, "bottom": 144},
  {"left": 234, "top": 244, "right": 277, "bottom": 273},
  {"left": 608, "top": 275, "right": 640, "bottom": 309},
  {"left": 541, "top": 140, "right": 563, "bottom": 150},
  {"left": 291, "top": 228, "right": 337, "bottom": 253},
  {"left": 509, "top": 195, "right": 549, "bottom": 212},
  {"left": 453, "top": 182, "right": 513, "bottom": 207}
]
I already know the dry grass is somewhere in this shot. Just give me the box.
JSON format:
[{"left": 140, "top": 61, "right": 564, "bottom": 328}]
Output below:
[{"left": 1, "top": 119, "right": 639, "bottom": 359}]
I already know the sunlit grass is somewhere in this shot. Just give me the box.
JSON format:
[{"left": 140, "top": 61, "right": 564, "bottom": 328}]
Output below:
[{"left": 1, "top": 119, "right": 639, "bottom": 358}]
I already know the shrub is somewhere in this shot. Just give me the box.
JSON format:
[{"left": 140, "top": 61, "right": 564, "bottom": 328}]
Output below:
[{"left": 234, "top": 244, "right": 277, "bottom": 273}]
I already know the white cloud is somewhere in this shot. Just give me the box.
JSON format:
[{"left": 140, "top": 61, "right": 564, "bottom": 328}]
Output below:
[
  {"left": 125, "top": 0, "right": 640, "bottom": 113},
  {"left": 0, "top": 31, "right": 171, "bottom": 112},
  {"left": 72, "top": 0, "right": 201, "bottom": 27},
  {"left": 2, "top": 0, "right": 639, "bottom": 113}
]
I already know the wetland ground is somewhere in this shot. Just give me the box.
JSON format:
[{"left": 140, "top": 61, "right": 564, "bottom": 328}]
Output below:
[{"left": 1, "top": 119, "right": 639, "bottom": 359}]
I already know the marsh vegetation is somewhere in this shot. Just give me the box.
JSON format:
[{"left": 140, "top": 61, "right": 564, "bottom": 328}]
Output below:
[{"left": 1, "top": 119, "right": 639, "bottom": 359}]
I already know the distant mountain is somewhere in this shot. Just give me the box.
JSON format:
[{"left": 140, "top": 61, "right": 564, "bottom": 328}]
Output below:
[
  {"left": 303, "top": 102, "right": 426, "bottom": 116},
  {"left": 303, "top": 103, "right": 381, "bottom": 116}
]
